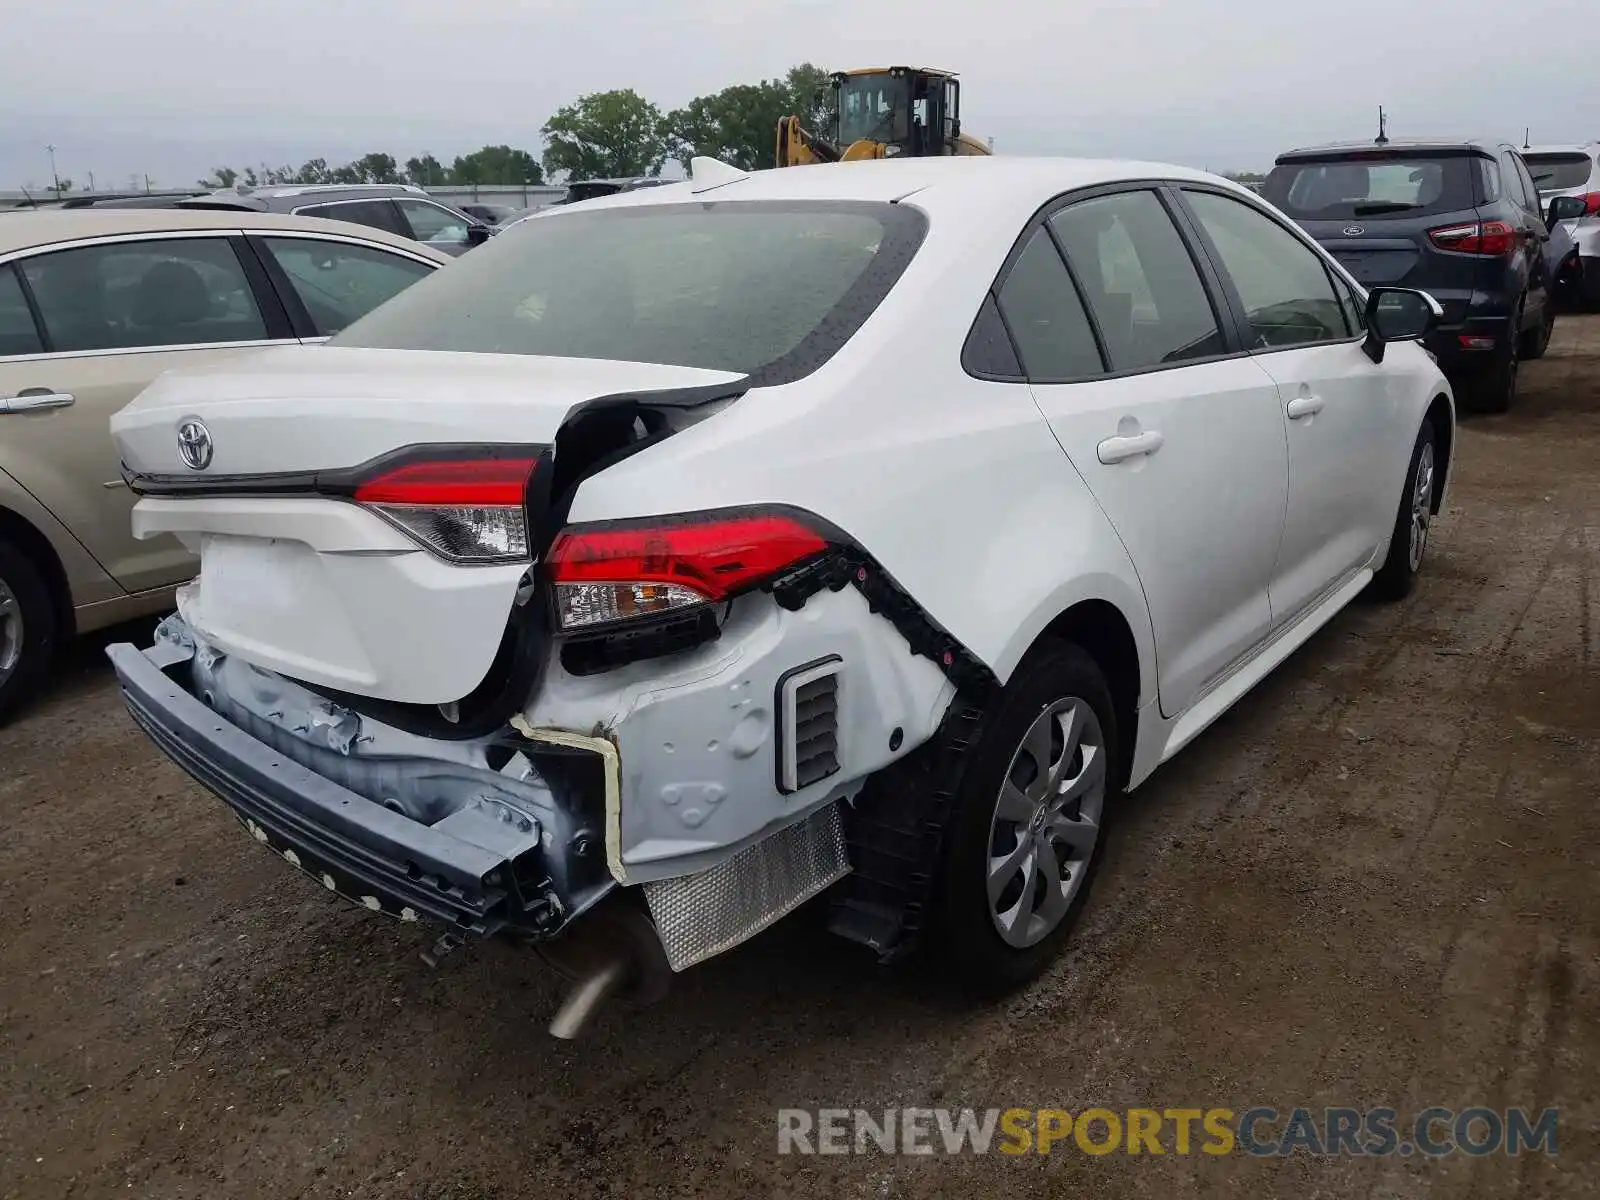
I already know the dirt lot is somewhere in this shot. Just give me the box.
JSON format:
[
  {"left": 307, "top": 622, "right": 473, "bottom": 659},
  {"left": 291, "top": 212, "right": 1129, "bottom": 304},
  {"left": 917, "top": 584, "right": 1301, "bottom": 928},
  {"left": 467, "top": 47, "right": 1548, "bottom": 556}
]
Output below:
[{"left": 4, "top": 320, "right": 1600, "bottom": 1199}]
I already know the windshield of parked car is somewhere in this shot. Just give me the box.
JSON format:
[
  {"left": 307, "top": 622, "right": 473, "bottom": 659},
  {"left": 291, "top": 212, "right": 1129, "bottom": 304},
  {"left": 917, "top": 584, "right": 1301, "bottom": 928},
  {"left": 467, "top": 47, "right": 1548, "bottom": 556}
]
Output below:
[
  {"left": 333, "top": 200, "right": 926, "bottom": 384},
  {"left": 1263, "top": 154, "right": 1478, "bottom": 221},
  {"left": 1523, "top": 153, "right": 1596, "bottom": 193}
]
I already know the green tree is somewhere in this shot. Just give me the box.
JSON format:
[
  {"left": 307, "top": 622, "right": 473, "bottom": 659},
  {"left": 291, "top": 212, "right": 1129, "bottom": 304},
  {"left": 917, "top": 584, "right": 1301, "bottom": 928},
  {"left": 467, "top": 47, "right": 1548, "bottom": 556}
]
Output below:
[
  {"left": 293, "top": 158, "right": 332, "bottom": 185},
  {"left": 666, "top": 63, "right": 835, "bottom": 171},
  {"left": 449, "top": 145, "right": 543, "bottom": 185},
  {"left": 201, "top": 166, "right": 239, "bottom": 188},
  {"left": 405, "top": 154, "right": 448, "bottom": 187},
  {"left": 352, "top": 152, "right": 401, "bottom": 183},
  {"left": 542, "top": 89, "right": 669, "bottom": 180}
]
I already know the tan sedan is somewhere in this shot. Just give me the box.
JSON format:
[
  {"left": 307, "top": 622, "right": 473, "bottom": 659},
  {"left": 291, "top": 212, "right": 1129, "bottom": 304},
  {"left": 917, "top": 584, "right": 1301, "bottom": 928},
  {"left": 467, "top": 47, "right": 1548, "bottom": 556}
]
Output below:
[{"left": 0, "top": 209, "right": 449, "bottom": 719}]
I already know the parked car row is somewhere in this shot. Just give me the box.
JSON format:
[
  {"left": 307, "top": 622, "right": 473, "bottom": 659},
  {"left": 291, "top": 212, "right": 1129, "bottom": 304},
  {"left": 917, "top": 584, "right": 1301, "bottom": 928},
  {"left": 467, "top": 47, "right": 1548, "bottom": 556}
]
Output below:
[
  {"left": 93, "top": 154, "right": 1456, "bottom": 1034},
  {"left": 0, "top": 208, "right": 449, "bottom": 718}
]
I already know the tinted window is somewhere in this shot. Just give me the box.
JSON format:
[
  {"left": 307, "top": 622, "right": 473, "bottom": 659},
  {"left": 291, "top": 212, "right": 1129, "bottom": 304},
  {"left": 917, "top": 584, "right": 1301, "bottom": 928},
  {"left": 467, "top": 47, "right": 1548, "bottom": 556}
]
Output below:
[
  {"left": 1263, "top": 155, "right": 1478, "bottom": 220},
  {"left": 260, "top": 238, "right": 434, "bottom": 335},
  {"left": 396, "top": 199, "right": 472, "bottom": 247},
  {"left": 299, "top": 200, "right": 399, "bottom": 234},
  {"left": 1185, "top": 191, "right": 1348, "bottom": 348},
  {"left": 1524, "top": 153, "right": 1596, "bottom": 193},
  {"left": 1499, "top": 152, "right": 1535, "bottom": 212},
  {"left": 0, "top": 265, "right": 44, "bottom": 355},
  {"left": 962, "top": 293, "right": 1023, "bottom": 379},
  {"left": 994, "top": 228, "right": 1102, "bottom": 379},
  {"left": 1510, "top": 155, "right": 1542, "bottom": 211},
  {"left": 1333, "top": 273, "right": 1365, "bottom": 333},
  {"left": 1477, "top": 158, "right": 1503, "bottom": 204},
  {"left": 335, "top": 201, "right": 926, "bottom": 384},
  {"left": 1049, "top": 190, "right": 1224, "bottom": 372},
  {"left": 20, "top": 238, "right": 267, "bottom": 353}
]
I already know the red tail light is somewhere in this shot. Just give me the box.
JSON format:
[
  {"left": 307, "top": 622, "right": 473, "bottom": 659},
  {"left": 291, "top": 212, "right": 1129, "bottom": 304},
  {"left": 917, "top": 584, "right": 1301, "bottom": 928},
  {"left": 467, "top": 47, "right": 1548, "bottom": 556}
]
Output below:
[
  {"left": 546, "top": 510, "right": 832, "bottom": 630},
  {"left": 1579, "top": 192, "right": 1600, "bottom": 216},
  {"left": 1428, "top": 220, "right": 1517, "bottom": 256},
  {"left": 353, "top": 452, "right": 538, "bottom": 563}
]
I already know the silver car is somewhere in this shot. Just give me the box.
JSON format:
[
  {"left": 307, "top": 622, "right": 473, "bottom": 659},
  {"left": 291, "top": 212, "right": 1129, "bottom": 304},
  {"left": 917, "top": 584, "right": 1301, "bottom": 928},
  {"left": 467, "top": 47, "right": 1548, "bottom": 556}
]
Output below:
[{"left": 1524, "top": 142, "right": 1600, "bottom": 307}]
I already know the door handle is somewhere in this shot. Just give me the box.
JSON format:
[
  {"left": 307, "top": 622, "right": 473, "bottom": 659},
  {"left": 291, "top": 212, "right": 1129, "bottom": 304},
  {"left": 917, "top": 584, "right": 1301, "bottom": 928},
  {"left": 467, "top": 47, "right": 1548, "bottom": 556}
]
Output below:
[
  {"left": 1, "top": 391, "right": 75, "bottom": 413},
  {"left": 1286, "top": 394, "right": 1324, "bottom": 420},
  {"left": 1097, "top": 429, "right": 1164, "bottom": 464}
]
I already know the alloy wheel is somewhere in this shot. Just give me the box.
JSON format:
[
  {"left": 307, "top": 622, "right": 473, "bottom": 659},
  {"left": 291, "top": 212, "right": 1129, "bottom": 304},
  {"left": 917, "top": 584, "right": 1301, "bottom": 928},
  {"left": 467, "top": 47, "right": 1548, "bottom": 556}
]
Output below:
[
  {"left": 986, "top": 697, "right": 1107, "bottom": 949},
  {"left": 0, "top": 576, "right": 22, "bottom": 685},
  {"left": 1408, "top": 441, "right": 1435, "bottom": 572}
]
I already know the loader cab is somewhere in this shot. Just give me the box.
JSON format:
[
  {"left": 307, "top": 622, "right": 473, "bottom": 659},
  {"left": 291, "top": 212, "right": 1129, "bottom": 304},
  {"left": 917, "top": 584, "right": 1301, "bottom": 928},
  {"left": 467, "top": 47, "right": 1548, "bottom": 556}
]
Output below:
[{"left": 833, "top": 67, "right": 962, "bottom": 159}]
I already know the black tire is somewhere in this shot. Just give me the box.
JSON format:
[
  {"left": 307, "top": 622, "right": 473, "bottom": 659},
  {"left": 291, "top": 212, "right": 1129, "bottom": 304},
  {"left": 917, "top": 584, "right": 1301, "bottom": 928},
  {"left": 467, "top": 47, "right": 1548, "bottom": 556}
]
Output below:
[
  {"left": 1469, "top": 303, "right": 1522, "bottom": 414},
  {"left": 1369, "top": 419, "right": 1438, "bottom": 602},
  {"left": 931, "top": 639, "right": 1119, "bottom": 993},
  {"left": 0, "top": 538, "right": 57, "bottom": 725},
  {"left": 1520, "top": 302, "right": 1555, "bottom": 361}
]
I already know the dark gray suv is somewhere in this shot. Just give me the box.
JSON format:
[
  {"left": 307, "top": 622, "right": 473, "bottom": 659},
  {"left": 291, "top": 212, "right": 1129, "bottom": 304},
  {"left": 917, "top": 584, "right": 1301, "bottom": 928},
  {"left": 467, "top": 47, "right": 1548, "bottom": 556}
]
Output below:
[
  {"left": 1264, "top": 138, "right": 1555, "bottom": 412},
  {"left": 177, "top": 184, "right": 492, "bottom": 256}
]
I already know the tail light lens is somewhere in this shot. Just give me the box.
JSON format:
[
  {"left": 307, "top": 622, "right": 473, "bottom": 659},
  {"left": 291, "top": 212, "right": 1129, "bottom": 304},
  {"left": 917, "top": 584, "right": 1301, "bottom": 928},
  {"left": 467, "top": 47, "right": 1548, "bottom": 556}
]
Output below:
[
  {"left": 353, "top": 453, "right": 538, "bottom": 563},
  {"left": 1579, "top": 192, "right": 1600, "bottom": 216},
  {"left": 1428, "top": 220, "right": 1517, "bottom": 256},
  {"left": 546, "top": 510, "right": 831, "bottom": 631}
]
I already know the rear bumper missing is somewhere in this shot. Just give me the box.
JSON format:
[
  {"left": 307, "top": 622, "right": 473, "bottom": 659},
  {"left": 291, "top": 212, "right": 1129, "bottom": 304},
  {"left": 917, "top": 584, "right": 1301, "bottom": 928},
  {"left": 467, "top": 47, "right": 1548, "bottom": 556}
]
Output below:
[{"left": 107, "top": 640, "right": 611, "bottom": 939}]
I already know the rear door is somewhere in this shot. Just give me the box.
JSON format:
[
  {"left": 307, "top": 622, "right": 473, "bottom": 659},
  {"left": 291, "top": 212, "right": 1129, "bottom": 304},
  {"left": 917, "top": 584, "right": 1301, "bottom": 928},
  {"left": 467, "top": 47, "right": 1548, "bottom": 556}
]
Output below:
[
  {"left": 0, "top": 233, "right": 293, "bottom": 593},
  {"left": 1016, "top": 186, "right": 1289, "bottom": 717},
  {"left": 1177, "top": 186, "right": 1406, "bottom": 627},
  {"left": 1262, "top": 149, "right": 1488, "bottom": 328}
]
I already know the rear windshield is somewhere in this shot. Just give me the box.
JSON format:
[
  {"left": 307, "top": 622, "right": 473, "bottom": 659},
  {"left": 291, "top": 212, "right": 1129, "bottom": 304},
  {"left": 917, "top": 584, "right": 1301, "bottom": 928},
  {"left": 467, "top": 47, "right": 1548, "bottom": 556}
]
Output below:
[
  {"left": 1524, "top": 153, "right": 1596, "bottom": 193},
  {"left": 333, "top": 200, "right": 927, "bottom": 385},
  {"left": 1263, "top": 155, "right": 1479, "bottom": 221}
]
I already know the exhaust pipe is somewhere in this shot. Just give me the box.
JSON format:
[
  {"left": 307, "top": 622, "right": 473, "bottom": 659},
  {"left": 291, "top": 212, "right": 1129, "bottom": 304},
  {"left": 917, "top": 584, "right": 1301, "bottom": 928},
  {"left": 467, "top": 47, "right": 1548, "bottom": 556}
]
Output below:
[{"left": 548, "top": 955, "right": 632, "bottom": 1039}]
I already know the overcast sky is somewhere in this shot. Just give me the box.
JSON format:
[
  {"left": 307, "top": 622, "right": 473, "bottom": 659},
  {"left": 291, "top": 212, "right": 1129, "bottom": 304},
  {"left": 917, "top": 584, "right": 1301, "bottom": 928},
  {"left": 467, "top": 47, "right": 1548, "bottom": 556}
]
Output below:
[{"left": 2, "top": 0, "right": 1594, "bottom": 191}]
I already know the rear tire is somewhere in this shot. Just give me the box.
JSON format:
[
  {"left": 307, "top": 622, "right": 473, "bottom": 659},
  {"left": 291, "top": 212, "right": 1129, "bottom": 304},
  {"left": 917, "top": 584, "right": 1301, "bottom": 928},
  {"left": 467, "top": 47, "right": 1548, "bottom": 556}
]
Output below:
[
  {"left": 1369, "top": 419, "right": 1438, "bottom": 602},
  {"left": 1469, "top": 301, "right": 1522, "bottom": 414},
  {"left": 0, "top": 538, "right": 57, "bottom": 725},
  {"left": 931, "top": 640, "right": 1118, "bottom": 993},
  {"left": 1520, "top": 302, "right": 1554, "bottom": 361}
]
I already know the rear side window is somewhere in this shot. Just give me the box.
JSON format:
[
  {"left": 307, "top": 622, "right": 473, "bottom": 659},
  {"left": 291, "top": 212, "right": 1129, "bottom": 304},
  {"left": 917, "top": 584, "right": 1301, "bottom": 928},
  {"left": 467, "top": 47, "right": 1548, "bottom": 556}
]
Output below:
[
  {"left": 298, "top": 200, "right": 401, "bottom": 235},
  {"left": 1048, "top": 190, "right": 1225, "bottom": 372},
  {"left": 994, "top": 228, "right": 1102, "bottom": 379},
  {"left": 0, "top": 265, "right": 44, "bottom": 356},
  {"left": 1263, "top": 155, "right": 1479, "bottom": 220},
  {"left": 334, "top": 201, "right": 927, "bottom": 386},
  {"left": 1184, "top": 191, "right": 1348, "bottom": 348},
  {"left": 19, "top": 237, "right": 268, "bottom": 353},
  {"left": 1524, "top": 153, "right": 1596, "bottom": 193},
  {"left": 258, "top": 237, "right": 435, "bottom": 335}
]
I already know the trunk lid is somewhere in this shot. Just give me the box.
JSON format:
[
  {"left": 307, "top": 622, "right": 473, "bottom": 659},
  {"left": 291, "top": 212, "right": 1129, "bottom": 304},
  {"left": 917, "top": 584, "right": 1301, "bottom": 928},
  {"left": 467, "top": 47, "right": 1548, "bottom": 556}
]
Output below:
[{"left": 112, "top": 346, "right": 746, "bottom": 709}]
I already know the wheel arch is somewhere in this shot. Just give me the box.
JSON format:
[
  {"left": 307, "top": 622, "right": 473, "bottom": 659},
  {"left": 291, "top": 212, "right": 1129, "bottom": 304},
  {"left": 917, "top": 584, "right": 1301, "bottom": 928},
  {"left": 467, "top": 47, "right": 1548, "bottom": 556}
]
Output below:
[{"left": 0, "top": 505, "right": 74, "bottom": 641}]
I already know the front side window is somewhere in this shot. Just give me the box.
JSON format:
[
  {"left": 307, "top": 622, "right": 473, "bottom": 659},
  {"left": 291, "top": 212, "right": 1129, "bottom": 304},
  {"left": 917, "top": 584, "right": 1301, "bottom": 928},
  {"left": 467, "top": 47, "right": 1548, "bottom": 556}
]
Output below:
[
  {"left": 396, "top": 199, "right": 472, "bottom": 247},
  {"left": 1048, "top": 190, "right": 1224, "bottom": 372},
  {"left": 334, "top": 201, "right": 926, "bottom": 385},
  {"left": 1184, "top": 190, "right": 1348, "bottom": 348},
  {"left": 259, "top": 238, "right": 435, "bottom": 335},
  {"left": 0, "top": 264, "right": 44, "bottom": 355},
  {"left": 19, "top": 237, "right": 267, "bottom": 353},
  {"left": 298, "top": 200, "right": 400, "bottom": 234}
]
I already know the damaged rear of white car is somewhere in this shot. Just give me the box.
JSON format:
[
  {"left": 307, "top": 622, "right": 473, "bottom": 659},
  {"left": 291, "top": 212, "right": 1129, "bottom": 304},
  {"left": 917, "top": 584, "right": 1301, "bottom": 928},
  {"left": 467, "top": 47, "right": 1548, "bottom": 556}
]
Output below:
[{"left": 105, "top": 158, "right": 1454, "bottom": 1035}]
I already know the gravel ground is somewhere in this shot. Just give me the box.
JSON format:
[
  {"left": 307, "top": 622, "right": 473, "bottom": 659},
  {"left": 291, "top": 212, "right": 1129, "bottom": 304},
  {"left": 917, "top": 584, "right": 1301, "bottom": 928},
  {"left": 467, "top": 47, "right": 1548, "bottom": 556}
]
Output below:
[{"left": 4, "top": 317, "right": 1599, "bottom": 1199}]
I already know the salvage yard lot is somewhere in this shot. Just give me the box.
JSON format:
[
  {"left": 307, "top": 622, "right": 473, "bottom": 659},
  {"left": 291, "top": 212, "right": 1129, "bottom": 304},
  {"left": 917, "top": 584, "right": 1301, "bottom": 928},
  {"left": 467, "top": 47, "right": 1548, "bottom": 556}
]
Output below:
[{"left": 4, "top": 320, "right": 1600, "bottom": 1199}]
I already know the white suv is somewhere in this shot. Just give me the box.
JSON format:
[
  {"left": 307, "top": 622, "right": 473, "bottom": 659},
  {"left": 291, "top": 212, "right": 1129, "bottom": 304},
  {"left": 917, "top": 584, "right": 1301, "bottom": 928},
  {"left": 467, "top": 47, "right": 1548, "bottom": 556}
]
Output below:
[
  {"left": 1525, "top": 143, "right": 1600, "bottom": 307},
  {"left": 106, "top": 156, "right": 1455, "bottom": 1036}
]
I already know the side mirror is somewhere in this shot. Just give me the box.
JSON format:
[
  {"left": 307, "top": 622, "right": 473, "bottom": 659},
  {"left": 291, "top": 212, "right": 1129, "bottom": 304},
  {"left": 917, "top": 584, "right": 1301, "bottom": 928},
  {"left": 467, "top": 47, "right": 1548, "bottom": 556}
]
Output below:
[
  {"left": 1547, "top": 195, "right": 1586, "bottom": 227},
  {"left": 465, "top": 223, "right": 492, "bottom": 248},
  {"left": 1361, "top": 286, "right": 1442, "bottom": 363}
]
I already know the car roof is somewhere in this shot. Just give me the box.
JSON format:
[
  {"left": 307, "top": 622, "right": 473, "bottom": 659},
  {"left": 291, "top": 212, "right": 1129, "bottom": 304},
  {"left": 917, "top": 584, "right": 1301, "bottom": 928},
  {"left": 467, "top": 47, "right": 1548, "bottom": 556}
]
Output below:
[
  {"left": 527, "top": 156, "right": 1238, "bottom": 218},
  {"left": 1275, "top": 138, "right": 1500, "bottom": 162},
  {"left": 1522, "top": 143, "right": 1600, "bottom": 156},
  {"left": 0, "top": 207, "right": 454, "bottom": 260}
]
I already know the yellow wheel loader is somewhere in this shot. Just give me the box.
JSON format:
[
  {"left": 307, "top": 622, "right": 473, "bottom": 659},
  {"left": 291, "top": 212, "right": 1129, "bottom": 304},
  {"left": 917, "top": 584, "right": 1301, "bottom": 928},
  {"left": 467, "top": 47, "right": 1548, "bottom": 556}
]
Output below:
[{"left": 776, "top": 67, "right": 991, "bottom": 167}]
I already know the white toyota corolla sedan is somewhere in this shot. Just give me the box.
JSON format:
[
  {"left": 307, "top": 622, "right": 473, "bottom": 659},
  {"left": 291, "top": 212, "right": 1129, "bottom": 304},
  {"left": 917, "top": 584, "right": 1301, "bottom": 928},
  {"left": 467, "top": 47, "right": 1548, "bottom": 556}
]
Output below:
[{"left": 105, "top": 155, "right": 1454, "bottom": 1035}]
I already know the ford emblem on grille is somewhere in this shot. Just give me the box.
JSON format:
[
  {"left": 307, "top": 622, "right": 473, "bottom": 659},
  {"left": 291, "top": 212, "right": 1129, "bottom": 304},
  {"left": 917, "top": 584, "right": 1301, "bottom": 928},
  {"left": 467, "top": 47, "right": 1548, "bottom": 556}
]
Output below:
[
  {"left": 1342, "top": 225, "right": 1365, "bottom": 237},
  {"left": 177, "top": 419, "right": 214, "bottom": 471}
]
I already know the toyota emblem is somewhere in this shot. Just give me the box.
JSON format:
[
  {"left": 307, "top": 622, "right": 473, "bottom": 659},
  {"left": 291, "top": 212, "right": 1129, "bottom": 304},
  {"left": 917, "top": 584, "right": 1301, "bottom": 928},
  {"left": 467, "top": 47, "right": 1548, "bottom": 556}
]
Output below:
[
  {"left": 177, "top": 419, "right": 214, "bottom": 471},
  {"left": 1342, "top": 225, "right": 1365, "bottom": 237}
]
